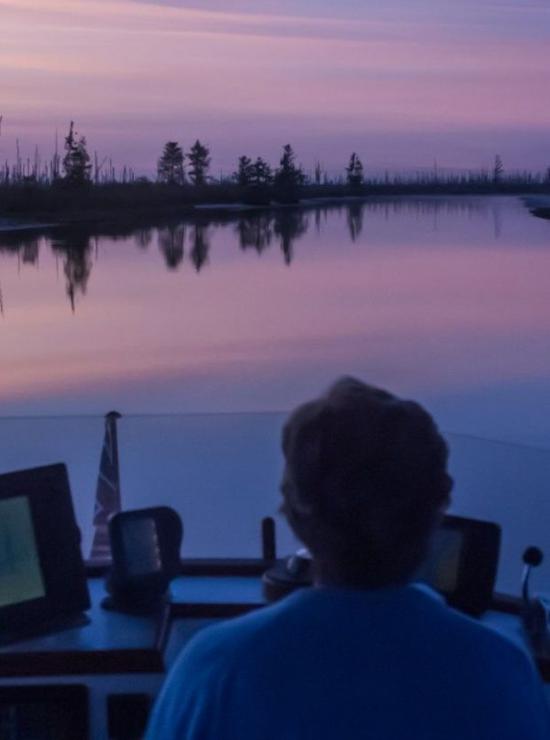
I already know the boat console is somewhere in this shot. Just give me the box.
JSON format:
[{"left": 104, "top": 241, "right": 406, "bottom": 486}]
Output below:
[{"left": 1, "top": 465, "right": 549, "bottom": 739}]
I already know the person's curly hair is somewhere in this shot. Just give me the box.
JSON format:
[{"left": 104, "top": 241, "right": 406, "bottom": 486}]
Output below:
[{"left": 281, "top": 377, "right": 453, "bottom": 587}]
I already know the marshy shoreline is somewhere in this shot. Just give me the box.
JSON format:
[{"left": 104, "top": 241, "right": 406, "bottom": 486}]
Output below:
[{"left": 1, "top": 183, "right": 550, "bottom": 236}]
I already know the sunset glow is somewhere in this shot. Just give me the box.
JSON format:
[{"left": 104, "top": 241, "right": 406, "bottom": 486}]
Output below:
[{"left": 1, "top": 0, "right": 549, "bottom": 175}]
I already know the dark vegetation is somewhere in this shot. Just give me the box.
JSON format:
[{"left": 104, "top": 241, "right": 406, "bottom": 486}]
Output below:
[{"left": 1, "top": 121, "right": 550, "bottom": 228}]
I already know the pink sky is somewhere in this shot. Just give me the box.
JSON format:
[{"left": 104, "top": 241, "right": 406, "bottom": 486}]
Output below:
[{"left": 1, "top": 0, "right": 550, "bottom": 177}]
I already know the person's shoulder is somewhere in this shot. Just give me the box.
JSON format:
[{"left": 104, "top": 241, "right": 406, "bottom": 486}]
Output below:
[
  {"left": 179, "top": 593, "right": 304, "bottom": 667},
  {"left": 146, "top": 607, "right": 289, "bottom": 740},
  {"left": 412, "top": 584, "right": 535, "bottom": 668}
]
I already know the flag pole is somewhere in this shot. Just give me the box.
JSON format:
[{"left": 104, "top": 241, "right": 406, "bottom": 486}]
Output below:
[{"left": 90, "top": 411, "right": 122, "bottom": 561}]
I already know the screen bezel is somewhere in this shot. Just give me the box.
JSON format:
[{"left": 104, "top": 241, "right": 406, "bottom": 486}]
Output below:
[
  {"left": 434, "top": 514, "right": 501, "bottom": 616},
  {"left": 109, "top": 506, "right": 183, "bottom": 588},
  {"left": 0, "top": 463, "right": 90, "bottom": 635}
]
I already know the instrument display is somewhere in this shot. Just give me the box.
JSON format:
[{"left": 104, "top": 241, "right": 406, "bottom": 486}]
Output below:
[
  {"left": 417, "top": 527, "right": 464, "bottom": 596},
  {"left": 0, "top": 463, "right": 90, "bottom": 644},
  {"left": 0, "top": 496, "right": 45, "bottom": 609}
]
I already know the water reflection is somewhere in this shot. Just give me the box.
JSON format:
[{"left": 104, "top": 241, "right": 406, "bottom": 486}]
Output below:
[
  {"left": 135, "top": 228, "right": 153, "bottom": 250},
  {"left": 190, "top": 225, "right": 210, "bottom": 272},
  {"left": 0, "top": 230, "right": 42, "bottom": 261},
  {"left": 2, "top": 195, "right": 550, "bottom": 447},
  {"left": 0, "top": 207, "right": 318, "bottom": 307},
  {"left": 158, "top": 225, "right": 185, "bottom": 270},
  {"left": 0, "top": 197, "right": 499, "bottom": 310},
  {"left": 20, "top": 236, "right": 41, "bottom": 265},
  {"left": 236, "top": 213, "right": 273, "bottom": 254},
  {"left": 50, "top": 229, "right": 94, "bottom": 311},
  {"left": 347, "top": 201, "right": 364, "bottom": 242}
]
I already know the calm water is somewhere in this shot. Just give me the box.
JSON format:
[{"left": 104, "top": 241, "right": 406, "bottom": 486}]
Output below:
[
  {"left": 1, "top": 196, "right": 549, "bottom": 446},
  {"left": 1, "top": 196, "right": 550, "bottom": 593}
]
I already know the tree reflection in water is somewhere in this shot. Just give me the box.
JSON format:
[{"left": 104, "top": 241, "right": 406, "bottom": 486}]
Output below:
[
  {"left": 236, "top": 213, "right": 273, "bottom": 254},
  {"left": 135, "top": 228, "right": 153, "bottom": 250},
  {"left": 347, "top": 201, "right": 364, "bottom": 242},
  {"left": 273, "top": 210, "right": 309, "bottom": 265},
  {"left": 50, "top": 230, "right": 93, "bottom": 312},
  {"left": 158, "top": 225, "right": 185, "bottom": 270},
  {"left": 20, "top": 236, "right": 40, "bottom": 265},
  {"left": 0, "top": 231, "right": 42, "bottom": 264},
  {"left": 235, "top": 209, "right": 310, "bottom": 264},
  {"left": 190, "top": 225, "right": 210, "bottom": 272},
  {"left": 0, "top": 198, "right": 495, "bottom": 308}
]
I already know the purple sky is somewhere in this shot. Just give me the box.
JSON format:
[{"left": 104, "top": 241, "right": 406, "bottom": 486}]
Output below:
[{"left": 1, "top": 0, "right": 549, "bottom": 177}]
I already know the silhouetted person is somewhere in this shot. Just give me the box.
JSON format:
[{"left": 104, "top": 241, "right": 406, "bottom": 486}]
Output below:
[{"left": 147, "top": 378, "right": 550, "bottom": 740}]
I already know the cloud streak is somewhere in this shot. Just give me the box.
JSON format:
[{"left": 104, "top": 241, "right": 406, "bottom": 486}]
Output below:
[{"left": 1, "top": 0, "right": 549, "bottom": 172}]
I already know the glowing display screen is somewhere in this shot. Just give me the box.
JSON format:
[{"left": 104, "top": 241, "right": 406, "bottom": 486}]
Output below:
[
  {"left": 417, "top": 528, "right": 464, "bottom": 595},
  {"left": 0, "top": 497, "right": 45, "bottom": 608}
]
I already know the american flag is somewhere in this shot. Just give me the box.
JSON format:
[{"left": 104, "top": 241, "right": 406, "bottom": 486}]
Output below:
[{"left": 90, "top": 411, "right": 122, "bottom": 560}]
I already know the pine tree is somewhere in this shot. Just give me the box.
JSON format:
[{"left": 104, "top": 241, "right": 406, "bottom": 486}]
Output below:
[
  {"left": 493, "top": 155, "right": 504, "bottom": 185},
  {"left": 188, "top": 140, "right": 211, "bottom": 186},
  {"left": 274, "top": 145, "right": 304, "bottom": 202},
  {"left": 235, "top": 155, "right": 254, "bottom": 187},
  {"left": 275, "top": 145, "right": 304, "bottom": 188},
  {"left": 240, "top": 158, "right": 273, "bottom": 205},
  {"left": 346, "top": 152, "right": 364, "bottom": 188},
  {"left": 157, "top": 142, "right": 185, "bottom": 185},
  {"left": 314, "top": 161, "right": 322, "bottom": 185},
  {"left": 251, "top": 157, "right": 273, "bottom": 186},
  {"left": 63, "top": 121, "right": 91, "bottom": 185}
]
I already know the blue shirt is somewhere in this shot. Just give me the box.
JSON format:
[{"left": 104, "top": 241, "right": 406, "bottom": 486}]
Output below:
[{"left": 147, "top": 585, "right": 550, "bottom": 739}]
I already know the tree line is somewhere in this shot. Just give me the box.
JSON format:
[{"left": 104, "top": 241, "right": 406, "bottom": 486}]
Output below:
[
  {"left": 1, "top": 120, "right": 363, "bottom": 193},
  {"left": 2, "top": 120, "right": 550, "bottom": 210}
]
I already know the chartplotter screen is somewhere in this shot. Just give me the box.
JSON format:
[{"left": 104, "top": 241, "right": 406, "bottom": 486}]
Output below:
[
  {"left": 418, "top": 528, "right": 464, "bottom": 595},
  {"left": 0, "top": 496, "right": 45, "bottom": 608}
]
